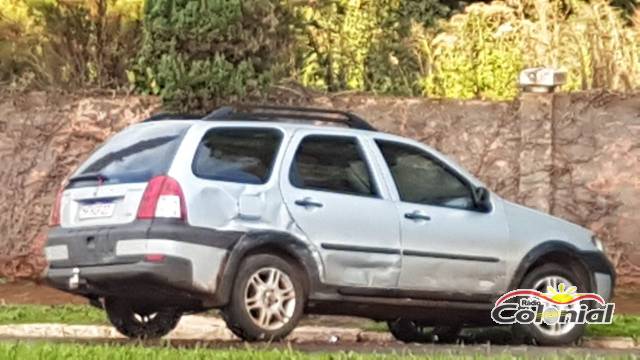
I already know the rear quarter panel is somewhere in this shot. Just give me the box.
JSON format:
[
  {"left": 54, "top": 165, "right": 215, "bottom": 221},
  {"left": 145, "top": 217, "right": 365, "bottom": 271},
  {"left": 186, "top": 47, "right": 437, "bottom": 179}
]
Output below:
[{"left": 167, "top": 122, "right": 300, "bottom": 234}]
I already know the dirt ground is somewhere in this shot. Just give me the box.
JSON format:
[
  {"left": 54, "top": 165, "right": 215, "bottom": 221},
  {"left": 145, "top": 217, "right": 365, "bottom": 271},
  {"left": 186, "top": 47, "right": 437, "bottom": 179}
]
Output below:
[{"left": 1, "top": 281, "right": 638, "bottom": 314}]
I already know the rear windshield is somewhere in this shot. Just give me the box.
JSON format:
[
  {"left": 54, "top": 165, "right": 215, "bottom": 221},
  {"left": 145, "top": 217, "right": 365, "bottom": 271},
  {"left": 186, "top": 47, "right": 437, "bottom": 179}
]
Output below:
[{"left": 69, "top": 122, "right": 190, "bottom": 188}]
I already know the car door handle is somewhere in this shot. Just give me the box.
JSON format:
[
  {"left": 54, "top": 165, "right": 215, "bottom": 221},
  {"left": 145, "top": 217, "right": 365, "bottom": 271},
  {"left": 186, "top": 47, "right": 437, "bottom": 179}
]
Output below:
[
  {"left": 294, "top": 197, "right": 324, "bottom": 208},
  {"left": 404, "top": 211, "right": 431, "bottom": 221}
]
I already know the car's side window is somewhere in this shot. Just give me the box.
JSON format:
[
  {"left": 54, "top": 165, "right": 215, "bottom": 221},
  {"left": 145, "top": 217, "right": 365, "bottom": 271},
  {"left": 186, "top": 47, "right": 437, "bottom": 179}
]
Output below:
[
  {"left": 376, "top": 140, "right": 475, "bottom": 210},
  {"left": 192, "top": 127, "right": 282, "bottom": 184},
  {"left": 290, "top": 135, "right": 378, "bottom": 197}
]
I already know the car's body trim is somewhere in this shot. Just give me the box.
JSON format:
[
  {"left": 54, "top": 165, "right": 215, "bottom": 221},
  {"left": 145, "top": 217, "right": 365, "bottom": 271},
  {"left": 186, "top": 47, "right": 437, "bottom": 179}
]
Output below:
[
  {"left": 402, "top": 249, "right": 500, "bottom": 263},
  {"left": 321, "top": 243, "right": 500, "bottom": 263},
  {"left": 336, "top": 286, "right": 496, "bottom": 304},
  {"left": 320, "top": 243, "right": 401, "bottom": 255}
]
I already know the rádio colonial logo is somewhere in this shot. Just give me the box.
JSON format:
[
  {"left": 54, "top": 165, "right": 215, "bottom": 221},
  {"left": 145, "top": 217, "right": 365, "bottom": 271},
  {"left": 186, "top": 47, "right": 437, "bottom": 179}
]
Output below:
[{"left": 491, "top": 283, "right": 614, "bottom": 326}]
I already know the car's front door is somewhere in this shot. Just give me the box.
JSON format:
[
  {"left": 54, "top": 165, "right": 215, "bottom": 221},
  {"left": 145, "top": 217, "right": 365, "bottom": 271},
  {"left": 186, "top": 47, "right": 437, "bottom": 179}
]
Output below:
[
  {"left": 373, "top": 139, "right": 510, "bottom": 299},
  {"left": 280, "top": 131, "right": 401, "bottom": 288}
]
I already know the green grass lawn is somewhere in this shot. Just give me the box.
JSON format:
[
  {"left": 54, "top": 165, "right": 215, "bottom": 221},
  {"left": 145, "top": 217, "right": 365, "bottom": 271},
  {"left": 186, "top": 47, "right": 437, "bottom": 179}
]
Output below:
[
  {"left": 0, "top": 304, "right": 637, "bottom": 340},
  {"left": 587, "top": 314, "right": 640, "bottom": 339},
  {"left": 0, "top": 305, "right": 106, "bottom": 325},
  {"left": 0, "top": 342, "right": 636, "bottom": 360}
]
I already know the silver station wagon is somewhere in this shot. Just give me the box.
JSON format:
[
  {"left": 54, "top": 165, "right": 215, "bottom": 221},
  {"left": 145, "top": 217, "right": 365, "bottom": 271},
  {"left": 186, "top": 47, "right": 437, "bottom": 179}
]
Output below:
[{"left": 45, "top": 105, "right": 615, "bottom": 345}]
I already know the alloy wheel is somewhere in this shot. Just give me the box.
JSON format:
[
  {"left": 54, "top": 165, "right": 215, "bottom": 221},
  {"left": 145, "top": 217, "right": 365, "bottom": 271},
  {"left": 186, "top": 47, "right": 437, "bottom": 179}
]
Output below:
[
  {"left": 530, "top": 275, "right": 578, "bottom": 337},
  {"left": 244, "top": 267, "right": 297, "bottom": 330}
]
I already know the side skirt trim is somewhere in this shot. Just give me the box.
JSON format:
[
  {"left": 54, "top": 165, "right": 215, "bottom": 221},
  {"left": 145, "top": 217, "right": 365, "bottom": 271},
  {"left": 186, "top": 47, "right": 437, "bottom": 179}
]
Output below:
[
  {"left": 402, "top": 249, "right": 500, "bottom": 263},
  {"left": 320, "top": 243, "right": 500, "bottom": 263},
  {"left": 320, "top": 243, "right": 400, "bottom": 255}
]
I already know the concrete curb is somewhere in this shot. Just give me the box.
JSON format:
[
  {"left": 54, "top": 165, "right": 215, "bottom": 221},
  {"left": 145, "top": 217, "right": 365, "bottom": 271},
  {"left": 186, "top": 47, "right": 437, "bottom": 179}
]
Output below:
[
  {"left": 582, "top": 337, "right": 637, "bottom": 350},
  {"left": 0, "top": 316, "right": 394, "bottom": 344},
  {"left": 0, "top": 316, "right": 634, "bottom": 349}
]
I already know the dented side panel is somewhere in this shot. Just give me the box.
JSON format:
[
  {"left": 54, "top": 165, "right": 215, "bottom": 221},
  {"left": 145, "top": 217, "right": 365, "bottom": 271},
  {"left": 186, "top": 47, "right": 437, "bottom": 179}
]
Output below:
[
  {"left": 170, "top": 123, "right": 298, "bottom": 231},
  {"left": 169, "top": 123, "right": 405, "bottom": 289},
  {"left": 278, "top": 129, "right": 402, "bottom": 288},
  {"left": 167, "top": 123, "right": 324, "bottom": 279}
]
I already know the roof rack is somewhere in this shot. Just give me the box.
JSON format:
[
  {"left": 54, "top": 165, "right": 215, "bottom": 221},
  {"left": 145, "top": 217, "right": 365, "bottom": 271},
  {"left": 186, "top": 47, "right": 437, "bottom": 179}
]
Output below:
[
  {"left": 143, "top": 105, "right": 377, "bottom": 131},
  {"left": 202, "top": 105, "right": 376, "bottom": 131},
  {"left": 144, "top": 113, "right": 203, "bottom": 122}
]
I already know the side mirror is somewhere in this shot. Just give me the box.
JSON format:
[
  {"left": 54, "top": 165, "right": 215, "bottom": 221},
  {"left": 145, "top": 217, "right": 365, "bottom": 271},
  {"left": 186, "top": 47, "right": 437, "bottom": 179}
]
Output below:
[{"left": 473, "top": 187, "right": 492, "bottom": 212}]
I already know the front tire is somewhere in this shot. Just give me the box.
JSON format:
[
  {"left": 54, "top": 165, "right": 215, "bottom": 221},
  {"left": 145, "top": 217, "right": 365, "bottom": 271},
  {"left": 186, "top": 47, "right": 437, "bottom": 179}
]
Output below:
[
  {"left": 514, "top": 263, "right": 587, "bottom": 346},
  {"left": 220, "top": 254, "right": 305, "bottom": 341},
  {"left": 105, "top": 298, "right": 182, "bottom": 339}
]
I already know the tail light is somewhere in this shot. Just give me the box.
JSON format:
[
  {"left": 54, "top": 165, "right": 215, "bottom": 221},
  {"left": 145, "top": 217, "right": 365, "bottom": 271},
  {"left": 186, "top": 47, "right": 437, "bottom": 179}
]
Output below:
[
  {"left": 144, "top": 254, "right": 166, "bottom": 263},
  {"left": 137, "top": 176, "right": 187, "bottom": 221},
  {"left": 48, "top": 187, "right": 64, "bottom": 227}
]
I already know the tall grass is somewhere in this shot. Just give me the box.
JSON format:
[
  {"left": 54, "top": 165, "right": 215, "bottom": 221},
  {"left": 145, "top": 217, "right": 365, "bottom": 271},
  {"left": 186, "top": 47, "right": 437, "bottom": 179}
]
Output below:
[{"left": 412, "top": 0, "right": 640, "bottom": 99}]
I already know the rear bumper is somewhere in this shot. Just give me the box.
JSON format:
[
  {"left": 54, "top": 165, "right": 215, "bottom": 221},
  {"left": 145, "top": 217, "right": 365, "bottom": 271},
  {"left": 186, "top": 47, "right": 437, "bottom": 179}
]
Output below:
[
  {"left": 44, "top": 220, "right": 244, "bottom": 307},
  {"left": 45, "top": 257, "right": 205, "bottom": 308}
]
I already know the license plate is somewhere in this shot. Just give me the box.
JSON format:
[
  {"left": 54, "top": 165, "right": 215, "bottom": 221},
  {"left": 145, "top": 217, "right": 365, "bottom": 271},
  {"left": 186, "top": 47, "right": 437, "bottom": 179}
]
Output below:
[{"left": 78, "top": 202, "right": 115, "bottom": 219}]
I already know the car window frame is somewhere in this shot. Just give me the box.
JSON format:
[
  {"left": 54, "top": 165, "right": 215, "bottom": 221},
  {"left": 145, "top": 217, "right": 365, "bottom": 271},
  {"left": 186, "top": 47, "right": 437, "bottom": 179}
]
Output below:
[
  {"left": 375, "top": 139, "right": 482, "bottom": 212},
  {"left": 190, "top": 126, "right": 285, "bottom": 185},
  {"left": 288, "top": 134, "right": 381, "bottom": 199}
]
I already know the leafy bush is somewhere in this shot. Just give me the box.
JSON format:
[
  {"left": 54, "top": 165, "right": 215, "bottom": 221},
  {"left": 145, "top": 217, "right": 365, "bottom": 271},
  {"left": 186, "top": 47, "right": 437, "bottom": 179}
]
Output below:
[
  {"left": 295, "top": 0, "right": 640, "bottom": 100},
  {"left": 2, "top": 0, "right": 640, "bottom": 103},
  {"left": 0, "top": 0, "right": 143, "bottom": 90},
  {"left": 132, "top": 0, "right": 294, "bottom": 110},
  {"left": 294, "top": 0, "right": 452, "bottom": 94},
  {"left": 417, "top": 2, "right": 524, "bottom": 100}
]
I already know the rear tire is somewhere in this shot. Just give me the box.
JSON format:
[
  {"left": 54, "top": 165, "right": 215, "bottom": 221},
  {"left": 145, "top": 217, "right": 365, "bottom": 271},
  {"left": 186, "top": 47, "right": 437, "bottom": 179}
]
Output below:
[
  {"left": 105, "top": 298, "right": 182, "bottom": 339},
  {"left": 388, "top": 319, "right": 461, "bottom": 343},
  {"left": 220, "top": 254, "right": 305, "bottom": 341},
  {"left": 513, "top": 263, "right": 587, "bottom": 346}
]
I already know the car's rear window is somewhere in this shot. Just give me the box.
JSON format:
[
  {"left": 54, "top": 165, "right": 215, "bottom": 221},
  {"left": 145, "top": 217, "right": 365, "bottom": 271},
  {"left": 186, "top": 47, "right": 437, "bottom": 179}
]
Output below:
[
  {"left": 192, "top": 127, "right": 283, "bottom": 184},
  {"left": 69, "top": 122, "right": 190, "bottom": 188}
]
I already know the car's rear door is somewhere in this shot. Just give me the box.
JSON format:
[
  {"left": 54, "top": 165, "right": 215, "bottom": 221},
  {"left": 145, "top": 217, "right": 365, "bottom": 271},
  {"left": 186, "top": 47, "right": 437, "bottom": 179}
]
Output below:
[
  {"left": 373, "top": 138, "right": 510, "bottom": 299},
  {"left": 280, "top": 130, "right": 401, "bottom": 288}
]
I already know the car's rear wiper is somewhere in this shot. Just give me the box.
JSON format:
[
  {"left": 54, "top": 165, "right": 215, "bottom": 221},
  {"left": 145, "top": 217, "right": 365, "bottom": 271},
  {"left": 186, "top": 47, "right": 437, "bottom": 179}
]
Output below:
[{"left": 68, "top": 172, "right": 109, "bottom": 183}]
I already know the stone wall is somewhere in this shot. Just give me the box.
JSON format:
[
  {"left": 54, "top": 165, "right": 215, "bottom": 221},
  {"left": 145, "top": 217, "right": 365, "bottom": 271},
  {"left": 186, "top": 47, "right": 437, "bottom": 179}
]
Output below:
[
  {"left": 0, "top": 91, "right": 637, "bottom": 286},
  {"left": 0, "top": 93, "right": 160, "bottom": 278}
]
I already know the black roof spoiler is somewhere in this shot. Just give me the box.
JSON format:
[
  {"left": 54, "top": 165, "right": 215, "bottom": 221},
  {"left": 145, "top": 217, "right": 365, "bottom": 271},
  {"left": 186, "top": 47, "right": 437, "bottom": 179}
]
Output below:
[{"left": 144, "top": 105, "right": 376, "bottom": 131}]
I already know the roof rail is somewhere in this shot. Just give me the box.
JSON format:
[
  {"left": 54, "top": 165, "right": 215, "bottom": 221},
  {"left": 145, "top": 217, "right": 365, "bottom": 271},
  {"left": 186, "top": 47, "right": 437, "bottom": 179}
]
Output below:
[
  {"left": 143, "top": 112, "right": 203, "bottom": 122},
  {"left": 202, "top": 105, "right": 376, "bottom": 131}
]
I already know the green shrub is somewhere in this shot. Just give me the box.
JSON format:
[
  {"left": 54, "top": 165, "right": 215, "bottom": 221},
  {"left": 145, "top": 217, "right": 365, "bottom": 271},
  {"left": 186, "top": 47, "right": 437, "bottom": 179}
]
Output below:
[
  {"left": 0, "top": 0, "right": 143, "bottom": 90},
  {"left": 2, "top": 0, "right": 639, "bottom": 104},
  {"left": 418, "top": 2, "right": 524, "bottom": 100},
  {"left": 294, "top": 0, "right": 452, "bottom": 94},
  {"left": 133, "top": 0, "right": 294, "bottom": 111}
]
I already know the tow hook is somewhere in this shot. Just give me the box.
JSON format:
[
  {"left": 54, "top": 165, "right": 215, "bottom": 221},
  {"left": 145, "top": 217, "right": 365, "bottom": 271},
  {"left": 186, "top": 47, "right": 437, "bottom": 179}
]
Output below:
[{"left": 69, "top": 267, "right": 81, "bottom": 290}]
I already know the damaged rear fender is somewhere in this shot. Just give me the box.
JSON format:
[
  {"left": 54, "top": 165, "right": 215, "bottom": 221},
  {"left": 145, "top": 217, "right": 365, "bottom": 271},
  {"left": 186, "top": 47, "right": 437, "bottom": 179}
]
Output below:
[{"left": 212, "top": 231, "right": 322, "bottom": 307}]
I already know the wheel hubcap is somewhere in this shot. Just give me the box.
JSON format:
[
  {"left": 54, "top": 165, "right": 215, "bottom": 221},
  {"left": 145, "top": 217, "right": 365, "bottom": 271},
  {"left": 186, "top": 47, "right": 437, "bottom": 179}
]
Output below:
[
  {"left": 531, "top": 275, "right": 578, "bottom": 336},
  {"left": 132, "top": 312, "right": 158, "bottom": 324},
  {"left": 244, "top": 267, "right": 296, "bottom": 330}
]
